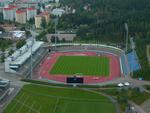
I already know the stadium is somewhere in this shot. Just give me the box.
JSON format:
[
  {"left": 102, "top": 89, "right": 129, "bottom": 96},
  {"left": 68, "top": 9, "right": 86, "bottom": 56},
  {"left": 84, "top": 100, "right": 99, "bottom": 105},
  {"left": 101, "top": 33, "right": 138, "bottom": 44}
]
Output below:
[
  {"left": 34, "top": 43, "right": 130, "bottom": 84},
  {"left": 5, "top": 39, "right": 140, "bottom": 84}
]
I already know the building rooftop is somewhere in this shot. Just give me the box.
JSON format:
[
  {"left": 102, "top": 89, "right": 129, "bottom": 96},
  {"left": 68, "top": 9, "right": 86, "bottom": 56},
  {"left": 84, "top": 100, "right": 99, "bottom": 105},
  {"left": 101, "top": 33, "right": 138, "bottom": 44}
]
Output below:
[
  {"left": 8, "top": 5, "right": 18, "bottom": 9},
  {"left": 37, "top": 11, "right": 49, "bottom": 16},
  {"left": 3, "top": 5, "right": 18, "bottom": 10},
  {"left": 27, "top": 7, "right": 36, "bottom": 11},
  {"left": 3, "top": 7, "right": 12, "bottom": 10},
  {"left": 11, "top": 31, "right": 25, "bottom": 38},
  {"left": 16, "top": 10, "right": 26, "bottom": 14},
  {"left": 36, "top": 11, "right": 49, "bottom": 17}
]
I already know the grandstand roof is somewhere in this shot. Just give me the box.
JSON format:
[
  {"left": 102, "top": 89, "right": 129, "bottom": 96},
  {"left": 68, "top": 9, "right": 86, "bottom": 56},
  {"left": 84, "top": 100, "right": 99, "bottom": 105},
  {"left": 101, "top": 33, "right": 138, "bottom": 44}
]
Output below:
[
  {"left": 6, "top": 39, "right": 43, "bottom": 66},
  {"left": 16, "top": 10, "right": 26, "bottom": 14},
  {"left": 10, "top": 41, "right": 43, "bottom": 65}
]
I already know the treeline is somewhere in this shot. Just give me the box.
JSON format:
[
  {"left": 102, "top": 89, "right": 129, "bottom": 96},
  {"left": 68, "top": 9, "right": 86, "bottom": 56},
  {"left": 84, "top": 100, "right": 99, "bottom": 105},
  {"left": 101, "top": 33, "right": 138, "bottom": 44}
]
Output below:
[
  {"left": 134, "top": 38, "right": 150, "bottom": 80},
  {"left": 0, "top": 38, "right": 12, "bottom": 51},
  {"left": 59, "top": 0, "right": 150, "bottom": 42}
]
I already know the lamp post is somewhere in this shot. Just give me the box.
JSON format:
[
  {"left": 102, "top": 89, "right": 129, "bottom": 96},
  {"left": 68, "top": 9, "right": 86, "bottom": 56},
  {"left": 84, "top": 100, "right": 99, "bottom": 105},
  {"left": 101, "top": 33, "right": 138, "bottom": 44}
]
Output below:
[
  {"left": 30, "top": 41, "right": 33, "bottom": 78},
  {"left": 54, "top": 16, "right": 58, "bottom": 50},
  {"left": 125, "top": 23, "right": 128, "bottom": 53},
  {"left": 30, "top": 25, "right": 35, "bottom": 79}
]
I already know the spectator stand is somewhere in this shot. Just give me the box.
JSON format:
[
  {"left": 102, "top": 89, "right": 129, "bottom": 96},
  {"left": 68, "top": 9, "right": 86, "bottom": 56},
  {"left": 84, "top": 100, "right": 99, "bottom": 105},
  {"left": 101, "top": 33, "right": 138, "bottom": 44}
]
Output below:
[{"left": 127, "top": 51, "right": 141, "bottom": 72}]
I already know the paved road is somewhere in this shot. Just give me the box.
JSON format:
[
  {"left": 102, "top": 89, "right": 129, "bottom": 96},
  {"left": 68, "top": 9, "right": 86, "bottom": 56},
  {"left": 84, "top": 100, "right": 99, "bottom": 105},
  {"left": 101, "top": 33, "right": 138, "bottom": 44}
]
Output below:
[
  {"left": 95, "top": 75, "right": 150, "bottom": 87},
  {"left": 129, "top": 101, "right": 147, "bottom": 113},
  {"left": 0, "top": 64, "right": 25, "bottom": 113},
  {"left": 0, "top": 85, "right": 21, "bottom": 113}
]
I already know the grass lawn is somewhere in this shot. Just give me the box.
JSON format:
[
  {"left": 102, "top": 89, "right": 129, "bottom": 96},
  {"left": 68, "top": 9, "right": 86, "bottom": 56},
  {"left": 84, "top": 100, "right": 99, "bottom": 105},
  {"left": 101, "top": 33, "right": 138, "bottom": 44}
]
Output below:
[
  {"left": 50, "top": 56, "right": 110, "bottom": 76},
  {"left": 3, "top": 84, "right": 116, "bottom": 113},
  {"left": 95, "top": 88, "right": 150, "bottom": 113}
]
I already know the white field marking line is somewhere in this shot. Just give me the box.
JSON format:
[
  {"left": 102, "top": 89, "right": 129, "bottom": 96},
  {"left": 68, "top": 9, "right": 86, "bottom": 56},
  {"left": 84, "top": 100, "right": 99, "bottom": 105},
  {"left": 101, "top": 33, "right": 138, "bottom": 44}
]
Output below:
[
  {"left": 36, "top": 105, "right": 41, "bottom": 113},
  {"left": 16, "top": 96, "right": 29, "bottom": 113},
  {"left": 21, "top": 89, "right": 109, "bottom": 102},
  {"left": 27, "top": 101, "right": 35, "bottom": 113},
  {"left": 47, "top": 101, "right": 53, "bottom": 113},
  {"left": 8, "top": 93, "right": 25, "bottom": 113},
  {"left": 52, "top": 98, "right": 60, "bottom": 113},
  {"left": 63, "top": 101, "right": 68, "bottom": 113},
  {"left": 13, "top": 99, "right": 40, "bottom": 113},
  {"left": 33, "top": 102, "right": 42, "bottom": 113}
]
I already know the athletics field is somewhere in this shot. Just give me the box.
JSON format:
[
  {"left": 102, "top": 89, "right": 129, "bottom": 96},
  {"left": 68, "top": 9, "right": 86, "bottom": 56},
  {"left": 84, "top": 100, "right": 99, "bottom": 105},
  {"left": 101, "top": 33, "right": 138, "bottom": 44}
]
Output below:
[{"left": 50, "top": 56, "right": 110, "bottom": 76}]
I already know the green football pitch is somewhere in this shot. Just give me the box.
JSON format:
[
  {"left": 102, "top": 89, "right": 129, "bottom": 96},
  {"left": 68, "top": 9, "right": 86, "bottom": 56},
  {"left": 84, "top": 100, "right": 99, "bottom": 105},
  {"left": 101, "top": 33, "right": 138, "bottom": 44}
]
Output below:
[
  {"left": 50, "top": 56, "right": 110, "bottom": 76},
  {"left": 3, "top": 84, "right": 116, "bottom": 113}
]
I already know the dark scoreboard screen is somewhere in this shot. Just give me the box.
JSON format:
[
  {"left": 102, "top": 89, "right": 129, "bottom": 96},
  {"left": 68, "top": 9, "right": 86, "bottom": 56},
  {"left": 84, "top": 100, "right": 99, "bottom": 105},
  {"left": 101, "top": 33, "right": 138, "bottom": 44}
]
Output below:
[{"left": 66, "top": 77, "right": 84, "bottom": 83}]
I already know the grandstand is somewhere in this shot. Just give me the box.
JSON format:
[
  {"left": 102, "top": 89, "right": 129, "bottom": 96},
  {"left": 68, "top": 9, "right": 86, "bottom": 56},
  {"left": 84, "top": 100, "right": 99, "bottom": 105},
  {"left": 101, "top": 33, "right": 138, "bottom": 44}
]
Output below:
[
  {"left": 37, "top": 43, "right": 130, "bottom": 83},
  {"left": 4, "top": 41, "right": 131, "bottom": 82},
  {"left": 121, "top": 54, "right": 130, "bottom": 75},
  {"left": 5, "top": 39, "right": 48, "bottom": 77},
  {"left": 127, "top": 51, "right": 141, "bottom": 72}
]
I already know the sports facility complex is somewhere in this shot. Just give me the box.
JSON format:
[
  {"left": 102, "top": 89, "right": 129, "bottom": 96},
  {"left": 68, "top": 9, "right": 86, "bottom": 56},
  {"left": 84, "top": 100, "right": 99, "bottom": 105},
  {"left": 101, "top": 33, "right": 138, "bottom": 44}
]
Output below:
[
  {"left": 3, "top": 43, "right": 141, "bottom": 113},
  {"left": 5, "top": 40, "right": 140, "bottom": 84},
  {"left": 35, "top": 43, "right": 130, "bottom": 84}
]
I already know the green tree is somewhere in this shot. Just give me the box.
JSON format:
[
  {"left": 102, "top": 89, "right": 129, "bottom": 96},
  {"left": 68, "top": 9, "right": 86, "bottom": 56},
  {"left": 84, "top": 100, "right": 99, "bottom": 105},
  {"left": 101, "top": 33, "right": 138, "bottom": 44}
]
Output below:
[
  {"left": 0, "top": 13, "right": 3, "bottom": 24},
  {"left": 1, "top": 54, "right": 5, "bottom": 63},
  {"left": 16, "top": 40, "right": 26, "bottom": 49},
  {"left": 41, "top": 17, "right": 47, "bottom": 29},
  {"left": 20, "top": 27, "right": 26, "bottom": 31},
  {"left": 8, "top": 49, "right": 14, "bottom": 56},
  {"left": 26, "top": 30, "right": 31, "bottom": 37},
  {"left": 36, "top": 30, "right": 47, "bottom": 42},
  {"left": 0, "top": 27, "right": 5, "bottom": 32},
  {"left": 28, "top": 18, "right": 35, "bottom": 25}
]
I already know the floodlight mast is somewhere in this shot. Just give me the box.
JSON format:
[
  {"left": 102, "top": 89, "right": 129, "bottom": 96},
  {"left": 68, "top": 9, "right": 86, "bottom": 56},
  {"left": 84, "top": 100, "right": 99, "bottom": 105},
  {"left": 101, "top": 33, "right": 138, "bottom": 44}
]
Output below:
[
  {"left": 125, "top": 23, "right": 128, "bottom": 53},
  {"left": 30, "top": 41, "right": 33, "bottom": 79},
  {"left": 30, "top": 25, "right": 35, "bottom": 79},
  {"left": 55, "top": 16, "right": 58, "bottom": 50}
]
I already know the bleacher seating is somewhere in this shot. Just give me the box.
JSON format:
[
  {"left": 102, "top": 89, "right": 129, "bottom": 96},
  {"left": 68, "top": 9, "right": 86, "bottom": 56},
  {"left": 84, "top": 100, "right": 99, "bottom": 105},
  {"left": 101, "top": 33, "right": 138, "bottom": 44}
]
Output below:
[
  {"left": 17, "top": 47, "right": 48, "bottom": 77},
  {"left": 127, "top": 51, "right": 141, "bottom": 72}
]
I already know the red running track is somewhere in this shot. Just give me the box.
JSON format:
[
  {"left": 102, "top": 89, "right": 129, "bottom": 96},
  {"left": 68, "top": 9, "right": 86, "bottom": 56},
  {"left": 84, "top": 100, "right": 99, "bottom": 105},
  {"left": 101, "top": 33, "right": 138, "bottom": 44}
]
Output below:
[{"left": 35, "top": 52, "right": 121, "bottom": 84}]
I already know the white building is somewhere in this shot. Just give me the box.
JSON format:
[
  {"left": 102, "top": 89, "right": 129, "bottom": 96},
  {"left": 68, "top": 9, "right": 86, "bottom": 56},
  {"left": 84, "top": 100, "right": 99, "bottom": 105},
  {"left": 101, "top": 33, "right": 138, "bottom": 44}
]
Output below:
[
  {"left": 10, "top": 30, "right": 26, "bottom": 39},
  {"left": 3, "top": 5, "right": 17, "bottom": 21},
  {"left": 3, "top": 7, "right": 13, "bottom": 21},
  {"left": 26, "top": 7, "right": 37, "bottom": 21},
  {"left": 52, "top": 8, "right": 65, "bottom": 17}
]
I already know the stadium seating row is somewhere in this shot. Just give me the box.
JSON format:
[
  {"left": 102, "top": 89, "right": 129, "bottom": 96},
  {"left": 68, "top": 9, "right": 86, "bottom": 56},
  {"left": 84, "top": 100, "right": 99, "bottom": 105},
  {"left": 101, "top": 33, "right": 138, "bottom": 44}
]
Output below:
[{"left": 127, "top": 51, "right": 141, "bottom": 72}]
